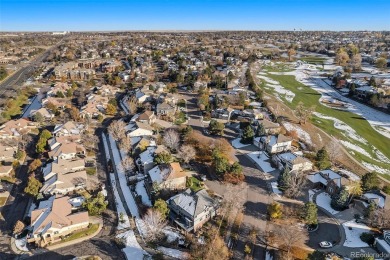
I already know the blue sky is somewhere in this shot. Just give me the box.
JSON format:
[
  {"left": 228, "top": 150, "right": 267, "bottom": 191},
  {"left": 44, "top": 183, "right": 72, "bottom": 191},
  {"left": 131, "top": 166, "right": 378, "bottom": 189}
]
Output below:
[{"left": 1, "top": 0, "right": 389, "bottom": 31}]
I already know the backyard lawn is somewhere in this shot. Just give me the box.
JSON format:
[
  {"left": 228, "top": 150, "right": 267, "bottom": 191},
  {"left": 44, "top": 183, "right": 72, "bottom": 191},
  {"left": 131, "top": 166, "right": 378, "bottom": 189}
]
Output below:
[{"left": 186, "top": 176, "right": 204, "bottom": 192}]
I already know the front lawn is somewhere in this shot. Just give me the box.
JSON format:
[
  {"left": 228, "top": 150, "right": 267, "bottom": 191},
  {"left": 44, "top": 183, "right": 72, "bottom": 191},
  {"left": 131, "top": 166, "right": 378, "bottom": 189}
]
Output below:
[
  {"left": 299, "top": 56, "right": 326, "bottom": 64},
  {"left": 60, "top": 223, "right": 99, "bottom": 243}
]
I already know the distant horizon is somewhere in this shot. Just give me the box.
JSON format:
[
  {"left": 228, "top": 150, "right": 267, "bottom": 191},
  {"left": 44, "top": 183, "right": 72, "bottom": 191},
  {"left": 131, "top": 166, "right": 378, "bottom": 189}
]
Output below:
[{"left": 1, "top": 0, "right": 390, "bottom": 31}]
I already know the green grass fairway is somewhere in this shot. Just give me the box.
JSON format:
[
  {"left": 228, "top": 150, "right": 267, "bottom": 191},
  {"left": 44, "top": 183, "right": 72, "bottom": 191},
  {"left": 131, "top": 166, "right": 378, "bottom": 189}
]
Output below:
[
  {"left": 299, "top": 56, "right": 326, "bottom": 64},
  {"left": 266, "top": 74, "right": 390, "bottom": 172}
]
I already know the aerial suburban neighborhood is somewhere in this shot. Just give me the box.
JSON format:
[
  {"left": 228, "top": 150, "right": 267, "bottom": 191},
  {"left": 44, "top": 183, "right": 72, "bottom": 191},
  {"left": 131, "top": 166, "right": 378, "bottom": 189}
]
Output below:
[{"left": 1, "top": 1, "right": 390, "bottom": 260}]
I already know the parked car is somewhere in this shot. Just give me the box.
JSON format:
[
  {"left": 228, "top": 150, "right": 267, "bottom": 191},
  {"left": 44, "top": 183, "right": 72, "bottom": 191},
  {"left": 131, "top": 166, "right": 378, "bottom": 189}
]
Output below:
[{"left": 319, "top": 241, "right": 333, "bottom": 248}]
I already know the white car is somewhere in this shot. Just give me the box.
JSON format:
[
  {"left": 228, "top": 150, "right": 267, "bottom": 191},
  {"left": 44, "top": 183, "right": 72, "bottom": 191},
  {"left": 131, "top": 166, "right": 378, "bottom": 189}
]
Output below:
[{"left": 319, "top": 241, "right": 333, "bottom": 248}]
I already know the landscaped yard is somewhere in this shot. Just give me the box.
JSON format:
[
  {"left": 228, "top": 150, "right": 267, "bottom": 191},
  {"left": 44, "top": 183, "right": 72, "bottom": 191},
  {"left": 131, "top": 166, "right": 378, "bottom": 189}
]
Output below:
[
  {"left": 264, "top": 73, "right": 390, "bottom": 173},
  {"left": 60, "top": 223, "right": 99, "bottom": 243},
  {"left": 186, "top": 176, "right": 204, "bottom": 192}
]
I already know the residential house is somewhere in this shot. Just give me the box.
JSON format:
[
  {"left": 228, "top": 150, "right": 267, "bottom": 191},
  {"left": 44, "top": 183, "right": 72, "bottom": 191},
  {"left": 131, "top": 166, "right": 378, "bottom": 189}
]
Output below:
[
  {"left": 307, "top": 170, "right": 348, "bottom": 196},
  {"left": 53, "top": 121, "right": 84, "bottom": 137},
  {"left": 136, "top": 145, "right": 166, "bottom": 174},
  {"left": 48, "top": 137, "right": 86, "bottom": 160},
  {"left": 0, "top": 144, "right": 17, "bottom": 161},
  {"left": 272, "top": 152, "right": 313, "bottom": 172},
  {"left": 40, "top": 169, "right": 87, "bottom": 195},
  {"left": 126, "top": 121, "right": 154, "bottom": 137},
  {"left": 156, "top": 102, "right": 176, "bottom": 117},
  {"left": 254, "top": 134, "right": 292, "bottom": 154},
  {"left": 136, "top": 111, "right": 156, "bottom": 125},
  {"left": 27, "top": 196, "right": 89, "bottom": 247},
  {"left": 362, "top": 191, "right": 390, "bottom": 210},
  {"left": 147, "top": 162, "right": 190, "bottom": 194},
  {"left": 256, "top": 119, "right": 281, "bottom": 135},
  {"left": 375, "top": 230, "right": 390, "bottom": 254},
  {"left": 29, "top": 108, "right": 54, "bottom": 121},
  {"left": 167, "top": 189, "right": 219, "bottom": 232},
  {"left": 0, "top": 119, "right": 36, "bottom": 139},
  {"left": 42, "top": 158, "right": 85, "bottom": 181}
]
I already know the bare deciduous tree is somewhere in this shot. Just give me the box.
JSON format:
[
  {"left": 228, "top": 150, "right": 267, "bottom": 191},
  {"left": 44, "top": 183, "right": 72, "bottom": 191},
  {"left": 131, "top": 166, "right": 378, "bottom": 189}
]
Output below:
[
  {"left": 126, "top": 96, "right": 138, "bottom": 115},
  {"left": 121, "top": 156, "right": 135, "bottom": 174},
  {"left": 108, "top": 120, "right": 126, "bottom": 141},
  {"left": 295, "top": 102, "right": 315, "bottom": 125},
  {"left": 273, "top": 223, "right": 309, "bottom": 260},
  {"left": 326, "top": 137, "right": 342, "bottom": 163},
  {"left": 221, "top": 183, "right": 248, "bottom": 227},
  {"left": 118, "top": 135, "right": 131, "bottom": 154},
  {"left": 369, "top": 209, "right": 390, "bottom": 229},
  {"left": 13, "top": 220, "right": 25, "bottom": 235},
  {"left": 142, "top": 209, "right": 167, "bottom": 242},
  {"left": 163, "top": 128, "right": 180, "bottom": 151},
  {"left": 178, "top": 144, "right": 196, "bottom": 164},
  {"left": 284, "top": 171, "right": 307, "bottom": 199}
]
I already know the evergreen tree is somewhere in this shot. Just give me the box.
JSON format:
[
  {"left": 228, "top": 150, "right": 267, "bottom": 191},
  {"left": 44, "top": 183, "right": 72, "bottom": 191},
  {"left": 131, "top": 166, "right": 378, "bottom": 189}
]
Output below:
[
  {"left": 278, "top": 166, "right": 291, "bottom": 191},
  {"left": 154, "top": 199, "right": 169, "bottom": 219},
  {"left": 24, "top": 176, "right": 42, "bottom": 197},
  {"left": 302, "top": 202, "right": 318, "bottom": 226},
  {"left": 331, "top": 186, "right": 349, "bottom": 210},
  {"left": 241, "top": 125, "right": 255, "bottom": 144},
  {"left": 154, "top": 152, "right": 172, "bottom": 164},
  {"left": 361, "top": 172, "right": 379, "bottom": 192},
  {"left": 315, "top": 147, "right": 331, "bottom": 170},
  {"left": 82, "top": 192, "right": 108, "bottom": 216},
  {"left": 256, "top": 123, "right": 265, "bottom": 136}
]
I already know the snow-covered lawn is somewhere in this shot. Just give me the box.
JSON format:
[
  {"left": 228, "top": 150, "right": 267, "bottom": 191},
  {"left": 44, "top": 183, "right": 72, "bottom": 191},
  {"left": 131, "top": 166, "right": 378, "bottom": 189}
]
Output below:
[
  {"left": 340, "top": 140, "right": 371, "bottom": 158},
  {"left": 313, "top": 112, "right": 367, "bottom": 144},
  {"left": 257, "top": 75, "right": 295, "bottom": 102},
  {"left": 315, "top": 192, "right": 340, "bottom": 215},
  {"left": 282, "top": 122, "right": 312, "bottom": 145},
  {"left": 157, "top": 246, "right": 189, "bottom": 259},
  {"left": 247, "top": 151, "right": 276, "bottom": 173},
  {"left": 271, "top": 182, "right": 282, "bottom": 196},
  {"left": 117, "top": 230, "right": 149, "bottom": 259},
  {"left": 231, "top": 138, "right": 250, "bottom": 149},
  {"left": 342, "top": 220, "right": 372, "bottom": 248}
]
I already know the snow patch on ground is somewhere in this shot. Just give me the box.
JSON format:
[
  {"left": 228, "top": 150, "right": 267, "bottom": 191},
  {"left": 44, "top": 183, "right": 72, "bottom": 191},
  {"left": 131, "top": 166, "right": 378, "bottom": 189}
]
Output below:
[
  {"left": 283, "top": 122, "right": 312, "bottom": 145},
  {"left": 313, "top": 112, "right": 367, "bottom": 144},
  {"left": 338, "top": 169, "right": 360, "bottom": 181},
  {"left": 247, "top": 151, "right": 276, "bottom": 173},
  {"left": 157, "top": 246, "right": 189, "bottom": 259},
  {"left": 315, "top": 192, "right": 340, "bottom": 215},
  {"left": 362, "top": 162, "right": 389, "bottom": 174},
  {"left": 271, "top": 182, "right": 282, "bottom": 196},
  {"left": 15, "top": 237, "right": 29, "bottom": 252},
  {"left": 342, "top": 220, "right": 371, "bottom": 248},
  {"left": 340, "top": 140, "right": 371, "bottom": 158},
  {"left": 117, "top": 230, "right": 149, "bottom": 259},
  {"left": 163, "top": 228, "right": 184, "bottom": 243},
  {"left": 231, "top": 138, "right": 251, "bottom": 149}
]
